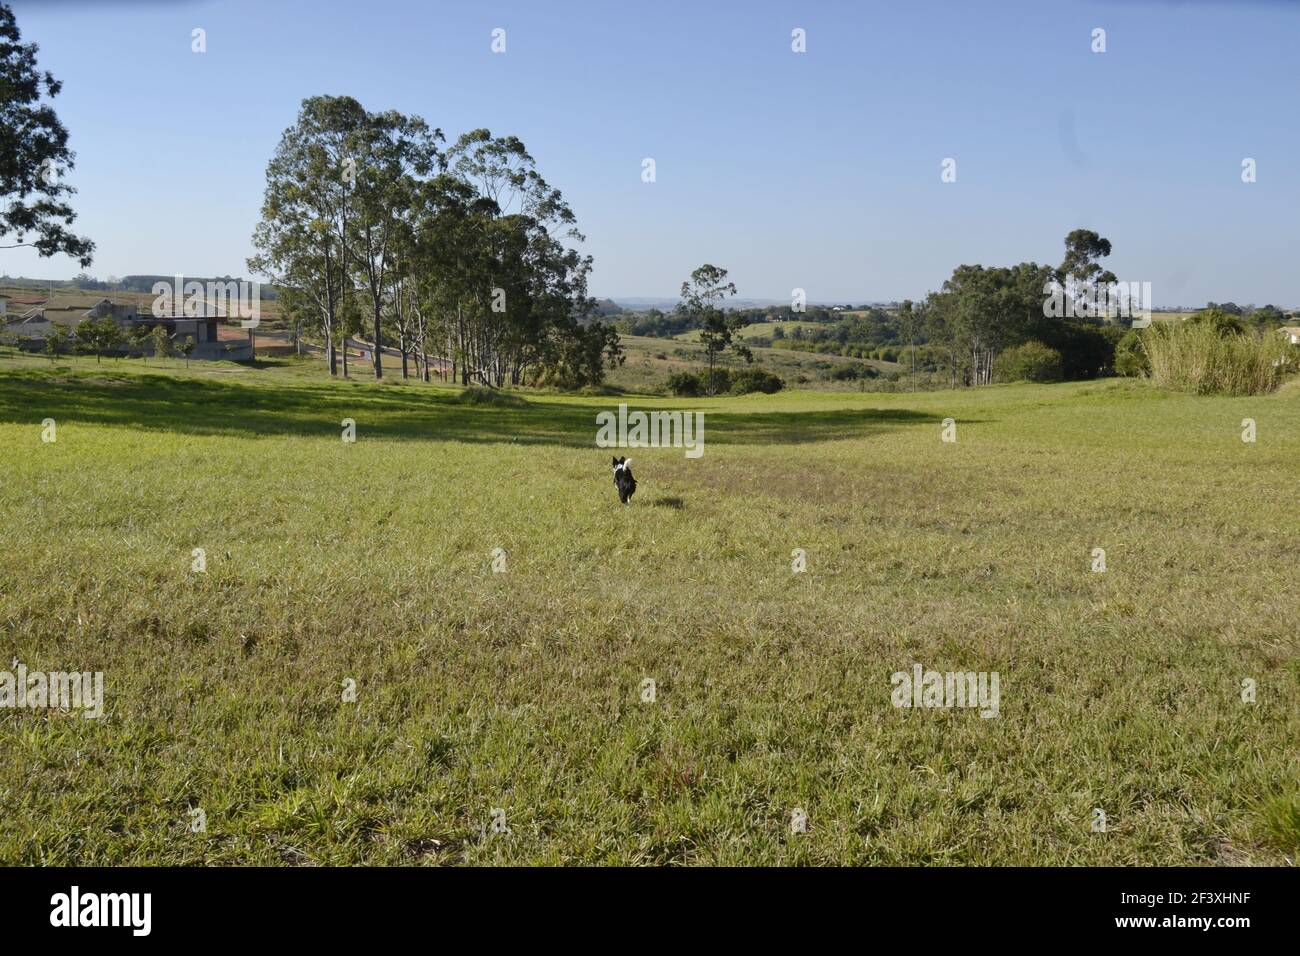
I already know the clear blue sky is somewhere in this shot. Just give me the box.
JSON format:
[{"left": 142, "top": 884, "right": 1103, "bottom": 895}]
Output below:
[{"left": 6, "top": 0, "right": 1299, "bottom": 306}]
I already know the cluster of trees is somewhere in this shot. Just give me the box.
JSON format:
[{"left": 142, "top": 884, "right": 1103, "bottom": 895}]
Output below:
[
  {"left": 763, "top": 309, "right": 900, "bottom": 352},
  {"left": 1203, "top": 302, "right": 1292, "bottom": 330},
  {"left": 918, "top": 230, "right": 1127, "bottom": 386},
  {"left": 36, "top": 319, "right": 195, "bottom": 365},
  {"left": 667, "top": 366, "right": 783, "bottom": 396},
  {"left": 249, "top": 96, "right": 620, "bottom": 388},
  {"left": 615, "top": 303, "right": 856, "bottom": 340}
]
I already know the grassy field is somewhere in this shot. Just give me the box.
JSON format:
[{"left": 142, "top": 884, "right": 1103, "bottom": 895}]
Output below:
[{"left": 0, "top": 349, "right": 1297, "bottom": 865}]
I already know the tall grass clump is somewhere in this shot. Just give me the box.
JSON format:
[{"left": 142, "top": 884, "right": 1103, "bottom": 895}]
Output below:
[{"left": 1141, "top": 320, "right": 1296, "bottom": 395}]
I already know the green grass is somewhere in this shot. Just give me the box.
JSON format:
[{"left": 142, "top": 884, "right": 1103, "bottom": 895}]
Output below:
[{"left": 0, "top": 351, "right": 1296, "bottom": 865}]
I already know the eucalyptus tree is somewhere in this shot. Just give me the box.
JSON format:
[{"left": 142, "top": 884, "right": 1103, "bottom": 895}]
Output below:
[
  {"left": 678, "top": 264, "right": 746, "bottom": 395},
  {"left": 249, "top": 95, "right": 369, "bottom": 375},
  {"left": 1056, "top": 229, "right": 1117, "bottom": 317},
  {"left": 0, "top": 2, "right": 94, "bottom": 265},
  {"left": 443, "top": 129, "right": 609, "bottom": 387},
  {"left": 898, "top": 298, "right": 917, "bottom": 388},
  {"left": 406, "top": 173, "right": 482, "bottom": 383},
  {"left": 346, "top": 110, "right": 443, "bottom": 380}
]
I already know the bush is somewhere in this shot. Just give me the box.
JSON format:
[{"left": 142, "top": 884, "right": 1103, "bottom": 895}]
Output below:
[
  {"left": 667, "top": 368, "right": 731, "bottom": 395},
  {"left": 993, "top": 341, "right": 1064, "bottom": 383},
  {"left": 666, "top": 370, "right": 701, "bottom": 396},
  {"left": 1142, "top": 321, "right": 1295, "bottom": 395},
  {"left": 830, "top": 364, "right": 876, "bottom": 381},
  {"left": 1114, "top": 329, "right": 1147, "bottom": 377},
  {"left": 1187, "top": 308, "right": 1246, "bottom": 336},
  {"left": 729, "top": 368, "right": 784, "bottom": 394},
  {"left": 668, "top": 367, "right": 777, "bottom": 395},
  {"left": 704, "top": 368, "right": 732, "bottom": 394},
  {"left": 150, "top": 325, "right": 174, "bottom": 358},
  {"left": 1035, "top": 321, "right": 1117, "bottom": 379}
]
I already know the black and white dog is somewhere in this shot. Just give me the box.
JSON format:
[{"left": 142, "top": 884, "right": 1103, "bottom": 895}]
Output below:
[{"left": 612, "top": 456, "right": 637, "bottom": 505}]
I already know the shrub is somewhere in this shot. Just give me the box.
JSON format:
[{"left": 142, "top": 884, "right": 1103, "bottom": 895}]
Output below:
[
  {"left": 704, "top": 367, "right": 732, "bottom": 394},
  {"left": 1142, "top": 320, "right": 1295, "bottom": 395},
  {"left": 1114, "top": 329, "right": 1147, "bottom": 377},
  {"left": 1187, "top": 308, "right": 1246, "bottom": 336},
  {"left": 1036, "top": 321, "right": 1117, "bottom": 379},
  {"left": 151, "top": 325, "right": 174, "bottom": 358},
  {"left": 667, "top": 368, "right": 731, "bottom": 395},
  {"left": 993, "top": 341, "right": 1064, "bottom": 383},
  {"left": 830, "top": 364, "right": 876, "bottom": 381},
  {"left": 729, "top": 368, "right": 784, "bottom": 394},
  {"left": 666, "top": 370, "right": 701, "bottom": 396}
]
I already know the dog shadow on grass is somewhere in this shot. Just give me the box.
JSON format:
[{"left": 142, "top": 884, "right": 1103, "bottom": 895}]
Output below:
[{"left": 648, "top": 496, "right": 685, "bottom": 509}]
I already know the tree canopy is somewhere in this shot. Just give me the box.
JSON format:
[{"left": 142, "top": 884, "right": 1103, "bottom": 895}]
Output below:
[{"left": 0, "top": 2, "right": 94, "bottom": 266}]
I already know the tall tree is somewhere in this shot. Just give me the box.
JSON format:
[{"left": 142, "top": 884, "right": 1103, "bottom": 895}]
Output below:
[
  {"left": 249, "top": 95, "right": 369, "bottom": 376},
  {"left": 898, "top": 298, "right": 917, "bottom": 389},
  {"left": 678, "top": 264, "right": 746, "bottom": 395},
  {"left": 1057, "top": 228, "right": 1117, "bottom": 317},
  {"left": 0, "top": 2, "right": 94, "bottom": 265},
  {"left": 347, "top": 109, "right": 442, "bottom": 380},
  {"left": 441, "top": 129, "right": 612, "bottom": 387}
]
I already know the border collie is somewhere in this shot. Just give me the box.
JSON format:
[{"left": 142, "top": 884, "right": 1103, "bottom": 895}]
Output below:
[{"left": 612, "top": 456, "right": 636, "bottom": 504}]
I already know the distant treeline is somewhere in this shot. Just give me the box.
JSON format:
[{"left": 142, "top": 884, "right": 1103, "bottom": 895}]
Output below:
[
  {"left": 0, "top": 273, "right": 280, "bottom": 299},
  {"left": 615, "top": 304, "right": 882, "bottom": 340},
  {"left": 615, "top": 233, "right": 1298, "bottom": 388}
]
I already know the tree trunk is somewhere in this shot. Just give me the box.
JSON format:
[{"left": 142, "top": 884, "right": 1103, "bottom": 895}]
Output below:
[{"left": 372, "top": 297, "right": 383, "bottom": 380}]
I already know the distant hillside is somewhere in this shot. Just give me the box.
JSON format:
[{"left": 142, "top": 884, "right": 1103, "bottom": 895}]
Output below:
[
  {"left": 606, "top": 297, "right": 891, "bottom": 312},
  {"left": 0, "top": 274, "right": 278, "bottom": 299}
]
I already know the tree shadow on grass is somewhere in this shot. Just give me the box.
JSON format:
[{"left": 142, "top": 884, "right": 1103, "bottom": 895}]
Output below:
[{"left": 0, "top": 368, "right": 946, "bottom": 448}]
